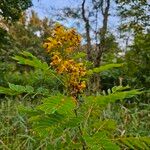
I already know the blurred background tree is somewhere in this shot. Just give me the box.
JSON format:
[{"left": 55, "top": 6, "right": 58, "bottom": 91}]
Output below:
[{"left": 0, "top": 0, "right": 32, "bottom": 21}]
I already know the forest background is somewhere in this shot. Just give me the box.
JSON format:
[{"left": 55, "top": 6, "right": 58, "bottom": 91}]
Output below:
[{"left": 0, "top": 0, "right": 150, "bottom": 149}]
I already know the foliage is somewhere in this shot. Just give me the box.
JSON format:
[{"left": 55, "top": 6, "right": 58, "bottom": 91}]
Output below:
[
  {"left": 0, "top": 52, "right": 64, "bottom": 100},
  {"left": 115, "top": 32, "right": 150, "bottom": 104},
  {"left": 87, "top": 64, "right": 123, "bottom": 75},
  {"left": 0, "top": 1, "right": 32, "bottom": 60},
  {"left": 20, "top": 84, "right": 146, "bottom": 149},
  {"left": 0, "top": 48, "right": 147, "bottom": 149},
  {"left": 125, "top": 33, "right": 150, "bottom": 89},
  {"left": 0, "top": 83, "right": 50, "bottom": 96},
  {"left": 12, "top": 51, "right": 50, "bottom": 72},
  {"left": 0, "top": 11, "right": 54, "bottom": 65},
  {"left": 0, "top": 99, "right": 34, "bottom": 150},
  {"left": 0, "top": 0, "right": 32, "bottom": 21},
  {"left": 116, "top": 0, "right": 150, "bottom": 33},
  {"left": 103, "top": 102, "right": 150, "bottom": 137},
  {"left": 0, "top": 3, "right": 149, "bottom": 148}
]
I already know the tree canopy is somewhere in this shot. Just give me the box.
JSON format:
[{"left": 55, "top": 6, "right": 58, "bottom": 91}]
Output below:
[{"left": 0, "top": 0, "right": 32, "bottom": 21}]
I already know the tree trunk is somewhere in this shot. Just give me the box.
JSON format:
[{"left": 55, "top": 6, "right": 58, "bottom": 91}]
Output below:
[
  {"left": 81, "top": 0, "right": 93, "bottom": 62},
  {"left": 92, "top": 0, "right": 110, "bottom": 93},
  {"left": 95, "top": 0, "right": 110, "bottom": 67},
  {"left": 81, "top": 0, "right": 110, "bottom": 94}
]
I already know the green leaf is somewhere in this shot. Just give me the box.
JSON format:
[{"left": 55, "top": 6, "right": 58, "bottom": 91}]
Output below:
[
  {"left": 62, "top": 116, "right": 84, "bottom": 128},
  {"left": 36, "top": 87, "right": 49, "bottom": 95},
  {"left": 112, "top": 86, "right": 130, "bottom": 93},
  {"left": 84, "top": 131, "right": 120, "bottom": 150},
  {"left": 86, "top": 87, "right": 142, "bottom": 107},
  {"left": 0, "top": 86, "right": 14, "bottom": 95},
  {"left": 87, "top": 63, "right": 123, "bottom": 75},
  {"left": 37, "top": 94, "right": 76, "bottom": 115},
  {"left": 30, "top": 113, "right": 65, "bottom": 137},
  {"left": 8, "top": 83, "right": 34, "bottom": 94},
  {"left": 9, "top": 83, "right": 26, "bottom": 93},
  {"left": 92, "top": 119, "right": 117, "bottom": 132},
  {"left": 25, "top": 85, "right": 34, "bottom": 93},
  {"left": 116, "top": 137, "right": 150, "bottom": 150},
  {"left": 72, "top": 52, "right": 87, "bottom": 59},
  {"left": 12, "top": 51, "right": 64, "bottom": 85},
  {"left": 12, "top": 51, "right": 49, "bottom": 71}
]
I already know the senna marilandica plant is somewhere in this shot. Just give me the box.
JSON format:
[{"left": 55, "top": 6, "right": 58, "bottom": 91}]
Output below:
[
  {"left": 22, "top": 24, "right": 149, "bottom": 149},
  {"left": 43, "top": 23, "right": 86, "bottom": 98},
  {"left": 1, "top": 23, "right": 149, "bottom": 149}
]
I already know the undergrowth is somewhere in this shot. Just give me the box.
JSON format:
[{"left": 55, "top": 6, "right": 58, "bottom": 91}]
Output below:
[{"left": 0, "top": 24, "right": 150, "bottom": 149}]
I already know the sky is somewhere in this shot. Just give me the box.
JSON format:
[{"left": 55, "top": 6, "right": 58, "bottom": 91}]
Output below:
[
  {"left": 31, "top": 0, "right": 80, "bottom": 18},
  {"left": 31, "top": 0, "right": 119, "bottom": 28},
  {"left": 30, "top": 0, "right": 126, "bottom": 47}
]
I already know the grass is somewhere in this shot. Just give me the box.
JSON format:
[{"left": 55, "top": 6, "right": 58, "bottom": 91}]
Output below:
[
  {"left": 103, "top": 102, "right": 150, "bottom": 137},
  {"left": 0, "top": 96, "right": 149, "bottom": 149},
  {"left": 0, "top": 97, "right": 35, "bottom": 150}
]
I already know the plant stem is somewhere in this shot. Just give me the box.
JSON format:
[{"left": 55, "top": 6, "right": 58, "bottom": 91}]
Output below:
[{"left": 74, "top": 107, "right": 86, "bottom": 150}]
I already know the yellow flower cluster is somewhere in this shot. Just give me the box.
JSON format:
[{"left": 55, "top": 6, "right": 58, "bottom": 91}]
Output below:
[
  {"left": 51, "top": 57, "right": 86, "bottom": 95},
  {"left": 43, "top": 23, "right": 86, "bottom": 97},
  {"left": 43, "top": 23, "right": 81, "bottom": 54}
]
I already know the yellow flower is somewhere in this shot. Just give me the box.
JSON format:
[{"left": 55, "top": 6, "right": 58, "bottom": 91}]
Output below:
[{"left": 43, "top": 23, "right": 86, "bottom": 96}]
